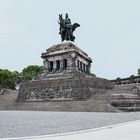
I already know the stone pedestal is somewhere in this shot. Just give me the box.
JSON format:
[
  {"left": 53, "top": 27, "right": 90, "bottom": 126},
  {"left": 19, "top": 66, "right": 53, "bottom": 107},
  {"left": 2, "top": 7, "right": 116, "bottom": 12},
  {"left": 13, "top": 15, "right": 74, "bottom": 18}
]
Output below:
[
  {"left": 41, "top": 41, "right": 92, "bottom": 77},
  {"left": 17, "top": 41, "right": 112, "bottom": 103},
  {"left": 17, "top": 73, "right": 112, "bottom": 102}
]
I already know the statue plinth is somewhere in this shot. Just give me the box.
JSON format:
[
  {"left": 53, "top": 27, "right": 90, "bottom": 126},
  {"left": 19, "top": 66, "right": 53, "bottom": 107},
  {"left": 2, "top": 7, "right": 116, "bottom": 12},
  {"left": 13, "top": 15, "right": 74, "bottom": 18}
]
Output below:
[
  {"left": 17, "top": 42, "right": 112, "bottom": 105},
  {"left": 40, "top": 41, "right": 92, "bottom": 78}
]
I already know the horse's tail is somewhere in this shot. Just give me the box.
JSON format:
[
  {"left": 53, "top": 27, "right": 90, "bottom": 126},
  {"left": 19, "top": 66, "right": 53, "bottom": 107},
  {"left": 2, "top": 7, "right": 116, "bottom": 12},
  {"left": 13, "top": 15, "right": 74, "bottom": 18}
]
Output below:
[{"left": 72, "top": 23, "right": 80, "bottom": 31}]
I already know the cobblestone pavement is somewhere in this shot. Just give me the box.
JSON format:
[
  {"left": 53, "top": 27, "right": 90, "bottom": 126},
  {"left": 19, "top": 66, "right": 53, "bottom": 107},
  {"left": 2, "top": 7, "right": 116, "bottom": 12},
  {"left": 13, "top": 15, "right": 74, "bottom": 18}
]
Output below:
[{"left": 1, "top": 111, "right": 140, "bottom": 138}]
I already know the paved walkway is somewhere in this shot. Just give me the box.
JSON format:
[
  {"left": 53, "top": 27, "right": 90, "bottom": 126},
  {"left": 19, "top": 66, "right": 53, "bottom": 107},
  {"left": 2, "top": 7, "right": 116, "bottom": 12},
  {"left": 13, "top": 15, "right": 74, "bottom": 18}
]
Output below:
[
  {"left": 2, "top": 120, "right": 140, "bottom": 140},
  {"left": 1, "top": 111, "right": 140, "bottom": 138},
  {"left": 1, "top": 111, "right": 140, "bottom": 139}
]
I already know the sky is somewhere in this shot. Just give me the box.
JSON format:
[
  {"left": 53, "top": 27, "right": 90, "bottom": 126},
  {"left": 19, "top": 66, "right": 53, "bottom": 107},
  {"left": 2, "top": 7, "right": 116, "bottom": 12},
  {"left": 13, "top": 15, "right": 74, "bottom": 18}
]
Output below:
[{"left": 0, "top": 0, "right": 140, "bottom": 80}]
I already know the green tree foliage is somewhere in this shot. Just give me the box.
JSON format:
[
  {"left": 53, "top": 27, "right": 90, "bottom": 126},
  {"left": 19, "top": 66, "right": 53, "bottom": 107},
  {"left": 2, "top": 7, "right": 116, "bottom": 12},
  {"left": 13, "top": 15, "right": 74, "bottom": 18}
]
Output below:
[
  {"left": 0, "top": 69, "right": 20, "bottom": 90},
  {"left": 0, "top": 65, "right": 44, "bottom": 89},
  {"left": 22, "top": 65, "right": 44, "bottom": 80},
  {"left": 138, "top": 68, "right": 140, "bottom": 75},
  {"left": 90, "top": 73, "right": 96, "bottom": 77}
]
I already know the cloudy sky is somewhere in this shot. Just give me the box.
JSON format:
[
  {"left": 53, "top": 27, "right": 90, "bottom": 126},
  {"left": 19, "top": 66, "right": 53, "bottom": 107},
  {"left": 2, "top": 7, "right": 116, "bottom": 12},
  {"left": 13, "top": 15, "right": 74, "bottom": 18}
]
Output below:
[{"left": 0, "top": 0, "right": 140, "bottom": 79}]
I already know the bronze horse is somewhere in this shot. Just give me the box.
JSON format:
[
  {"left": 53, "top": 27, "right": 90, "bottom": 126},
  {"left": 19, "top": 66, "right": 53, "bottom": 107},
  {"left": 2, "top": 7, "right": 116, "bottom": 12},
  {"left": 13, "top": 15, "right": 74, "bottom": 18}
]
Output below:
[{"left": 58, "top": 14, "right": 80, "bottom": 42}]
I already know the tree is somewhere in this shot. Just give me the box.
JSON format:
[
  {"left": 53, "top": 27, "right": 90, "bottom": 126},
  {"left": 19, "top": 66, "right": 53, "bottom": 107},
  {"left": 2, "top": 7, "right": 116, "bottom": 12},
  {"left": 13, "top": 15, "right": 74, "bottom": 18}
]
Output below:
[
  {"left": 0, "top": 65, "right": 44, "bottom": 89},
  {"left": 0, "top": 69, "right": 19, "bottom": 90},
  {"left": 138, "top": 68, "right": 140, "bottom": 75},
  {"left": 22, "top": 65, "right": 44, "bottom": 80},
  {"left": 90, "top": 73, "right": 96, "bottom": 77}
]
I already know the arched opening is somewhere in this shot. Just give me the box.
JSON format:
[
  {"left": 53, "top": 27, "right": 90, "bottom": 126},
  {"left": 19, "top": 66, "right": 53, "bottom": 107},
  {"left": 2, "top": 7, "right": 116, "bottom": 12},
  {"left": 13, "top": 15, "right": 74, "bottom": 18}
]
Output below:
[
  {"left": 49, "top": 61, "right": 53, "bottom": 71},
  {"left": 63, "top": 59, "right": 67, "bottom": 70},
  {"left": 56, "top": 60, "right": 60, "bottom": 71}
]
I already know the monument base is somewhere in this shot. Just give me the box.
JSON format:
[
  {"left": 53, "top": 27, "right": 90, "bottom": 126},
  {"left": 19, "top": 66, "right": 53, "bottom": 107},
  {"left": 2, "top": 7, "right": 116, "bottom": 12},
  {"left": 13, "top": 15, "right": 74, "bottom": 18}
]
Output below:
[
  {"left": 16, "top": 41, "right": 113, "bottom": 112},
  {"left": 17, "top": 73, "right": 112, "bottom": 102}
]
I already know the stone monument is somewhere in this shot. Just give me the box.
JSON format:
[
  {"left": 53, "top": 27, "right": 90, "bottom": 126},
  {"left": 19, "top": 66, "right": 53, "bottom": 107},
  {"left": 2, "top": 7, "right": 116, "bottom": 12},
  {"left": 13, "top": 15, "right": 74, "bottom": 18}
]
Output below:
[
  {"left": 16, "top": 14, "right": 112, "bottom": 104},
  {"left": 41, "top": 41, "right": 91, "bottom": 76}
]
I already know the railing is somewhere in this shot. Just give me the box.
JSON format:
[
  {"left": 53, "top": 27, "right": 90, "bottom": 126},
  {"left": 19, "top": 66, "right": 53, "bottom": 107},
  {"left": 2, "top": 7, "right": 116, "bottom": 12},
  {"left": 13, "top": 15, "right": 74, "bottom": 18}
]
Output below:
[{"left": 110, "top": 75, "right": 140, "bottom": 86}]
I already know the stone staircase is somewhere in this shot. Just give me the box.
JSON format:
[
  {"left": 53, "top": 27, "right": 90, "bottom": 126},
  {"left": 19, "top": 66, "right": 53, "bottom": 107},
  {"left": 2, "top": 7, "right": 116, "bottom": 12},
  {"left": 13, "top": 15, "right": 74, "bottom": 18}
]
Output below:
[{"left": 110, "top": 84, "right": 140, "bottom": 111}]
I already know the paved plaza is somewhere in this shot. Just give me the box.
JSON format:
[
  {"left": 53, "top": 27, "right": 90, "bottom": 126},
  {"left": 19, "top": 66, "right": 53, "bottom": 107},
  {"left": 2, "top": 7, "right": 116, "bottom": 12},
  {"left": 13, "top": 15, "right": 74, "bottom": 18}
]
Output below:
[
  {"left": 3, "top": 120, "right": 140, "bottom": 140},
  {"left": 1, "top": 111, "right": 140, "bottom": 138}
]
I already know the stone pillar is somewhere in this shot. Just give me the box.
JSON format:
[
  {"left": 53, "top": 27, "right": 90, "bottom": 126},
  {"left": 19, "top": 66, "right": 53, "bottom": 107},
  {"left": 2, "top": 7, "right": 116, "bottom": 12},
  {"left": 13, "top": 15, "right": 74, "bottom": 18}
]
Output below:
[
  {"left": 60, "top": 60, "right": 63, "bottom": 70},
  {"left": 65, "top": 57, "right": 71, "bottom": 71},
  {"left": 86, "top": 64, "right": 89, "bottom": 73},
  {"left": 76, "top": 59, "right": 79, "bottom": 70},
  {"left": 56, "top": 60, "right": 64, "bottom": 73},
  {"left": 80, "top": 62, "right": 82, "bottom": 71},
  {"left": 43, "top": 60, "right": 49, "bottom": 70},
  {"left": 52, "top": 60, "right": 57, "bottom": 73},
  {"left": 89, "top": 62, "right": 91, "bottom": 73},
  {"left": 83, "top": 63, "right": 85, "bottom": 72},
  {"left": 85, "top": 62, "right": 91, "bottom": 73},
  {"left": 67, "top": 58, "right": 72, "bottom": 67}
]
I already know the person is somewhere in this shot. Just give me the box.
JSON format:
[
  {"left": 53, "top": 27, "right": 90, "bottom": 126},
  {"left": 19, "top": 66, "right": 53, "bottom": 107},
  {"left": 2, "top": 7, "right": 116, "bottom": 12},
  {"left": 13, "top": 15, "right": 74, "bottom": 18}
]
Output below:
[
  {"left": 65, "top": 13, "right": 71, "bottom": 25},
  {"left": 64, "top": 13, "right": 73, "bottom": 41}
]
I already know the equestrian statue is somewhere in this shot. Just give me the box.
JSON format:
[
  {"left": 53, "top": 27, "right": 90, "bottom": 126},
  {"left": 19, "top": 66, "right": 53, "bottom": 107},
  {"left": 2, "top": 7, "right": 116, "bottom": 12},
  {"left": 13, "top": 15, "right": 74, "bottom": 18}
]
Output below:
[{"left": 58, "top": 13, "right": 80, "bottom": 42}]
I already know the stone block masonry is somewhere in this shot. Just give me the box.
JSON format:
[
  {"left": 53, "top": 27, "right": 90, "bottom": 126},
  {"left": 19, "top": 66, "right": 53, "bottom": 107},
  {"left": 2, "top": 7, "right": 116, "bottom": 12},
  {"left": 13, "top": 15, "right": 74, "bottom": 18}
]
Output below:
[
  {"left": 17, "top": 73, "right": 112, "bottom": 102},
  {"left": 17, "top": 41, "right": 112, "bottom": 106}
]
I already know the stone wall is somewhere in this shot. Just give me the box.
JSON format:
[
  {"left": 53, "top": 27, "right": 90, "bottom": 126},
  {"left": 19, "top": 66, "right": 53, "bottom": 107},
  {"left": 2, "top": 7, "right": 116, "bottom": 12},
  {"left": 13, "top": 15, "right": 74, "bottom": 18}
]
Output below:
[
  {"left": 17, "top": 41, "right": 113, "bottom": 108},
  {"left": 110, "top": 83, "right": 140, "bottom": 111},
  {"left": 17, "top": 74, "right": 112, "bottom": 102}
]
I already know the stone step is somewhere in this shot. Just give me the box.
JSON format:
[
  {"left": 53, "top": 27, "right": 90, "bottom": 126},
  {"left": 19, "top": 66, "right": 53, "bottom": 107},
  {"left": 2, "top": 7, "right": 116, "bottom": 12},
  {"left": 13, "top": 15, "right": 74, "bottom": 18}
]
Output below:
[
  {"left": 111, "top": 100, "right": 140, "bottom": 104},
  {"left": 113, "top": 84, "right": 140, "bottom": 91},
  {"left": 116, "top": 106, "right": 140, "bottom": 111},
  {"left": 109, "top": 84, "right": 140, "bottom": 112},
  {"left": 111, "top": 94, "right": 140, "bottom": 99}
]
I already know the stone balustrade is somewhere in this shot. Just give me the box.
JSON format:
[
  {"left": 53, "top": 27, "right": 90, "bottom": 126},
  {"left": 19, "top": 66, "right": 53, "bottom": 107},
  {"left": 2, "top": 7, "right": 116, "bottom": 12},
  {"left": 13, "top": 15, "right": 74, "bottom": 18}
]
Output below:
[{"left": 110, "top": 75, "right": 140, "bottom": 86}]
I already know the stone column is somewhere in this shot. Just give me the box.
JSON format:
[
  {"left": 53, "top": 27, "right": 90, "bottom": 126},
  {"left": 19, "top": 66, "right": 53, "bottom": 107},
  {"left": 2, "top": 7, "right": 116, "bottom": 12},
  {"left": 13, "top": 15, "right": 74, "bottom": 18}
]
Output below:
[
  {"left": 43, "top": 60, "right": 49, "bottom": 71},
  {"left": 86, "top": 65, "right": 89, "bottom": 73},
  {"left": 60, "top": 60, "right": 63, "bottom": 70},
  {"left": 67, "top": 58, "right": 72, "bottom": 68},
  {"left": 55, "top": 60, "right": 63, "bottom": 73},
  {"left": 83, "top": 63, "right": 85, "bottom": 72},
  {"left": 52, "top": 60, "right": 57, "bottom": 73},
  {"left": 88, "top": 62, "right": 91, "bottom": 73},
  {"left": 86, "top": 62, "right": 91, "bottom": 74},
  {"left": 67, "top": 57, "right": 77, "bottom": 71},
  {"left": 75, "top": 59, "right": 79, "bottom": 70}
]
